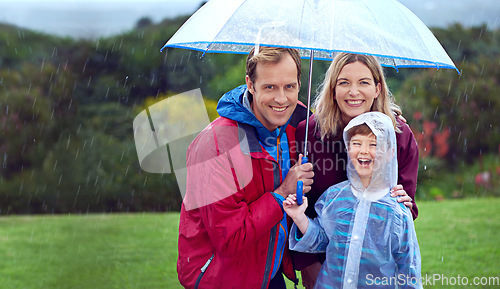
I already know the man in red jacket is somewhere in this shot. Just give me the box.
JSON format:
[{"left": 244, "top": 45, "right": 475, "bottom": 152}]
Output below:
[{"left": 177, "top": 47, "right": 314, "bottom": 289}]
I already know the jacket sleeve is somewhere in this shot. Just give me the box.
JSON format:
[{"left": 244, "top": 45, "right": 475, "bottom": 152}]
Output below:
[
  {"left": 289, "top": 217, "right": 328, "bottom": 253},
  {"left": 186, "top": 124, "right": 284, "bottom": 257},
  {"left": 289, "top": 186, "right": 333, "bottom": 253},
  {"left": 392, "top": 206, "right": 423, "bottom": 289},
  {"left": 396, "top": 120, "right": 420, "bottom": 219}
]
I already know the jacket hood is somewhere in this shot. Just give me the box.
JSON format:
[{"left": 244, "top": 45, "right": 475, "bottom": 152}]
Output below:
[
  {"left": 217, "top": 84, "right": 291, "bottom": 146},
  {"left": 343, "top": 112, "right": 398, "bottom": 200}
]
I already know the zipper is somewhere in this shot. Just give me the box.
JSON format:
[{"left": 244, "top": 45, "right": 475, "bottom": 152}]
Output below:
[
  {"left": 194, "top": 253, "right": 214, "bottom": 289},
  {"left": 277, "top": 135, "right": 283, "bottom": 181},
  {"left": 261, "top": 225, "right": 278, "bottom": 289},
  {"left": 277, "top": 136, "right": 281, "bottom": 167}
]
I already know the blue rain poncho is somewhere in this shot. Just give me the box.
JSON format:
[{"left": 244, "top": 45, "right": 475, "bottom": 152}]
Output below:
[{"left": 290, "top": 112, "right": 422, "bottom": 289}]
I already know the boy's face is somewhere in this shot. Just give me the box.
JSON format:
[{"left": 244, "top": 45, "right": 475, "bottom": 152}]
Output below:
[{"left": 348, "top": 132, "right": 377, "bottom": 186}]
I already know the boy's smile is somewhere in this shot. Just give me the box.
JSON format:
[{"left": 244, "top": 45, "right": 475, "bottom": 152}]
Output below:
[{"left": 357, "top": 158, "right": 372, "bottom": 167}]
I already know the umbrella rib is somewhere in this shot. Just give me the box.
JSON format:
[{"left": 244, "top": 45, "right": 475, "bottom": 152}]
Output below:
[
  {"left": 303, "top": 49, "right": 314, "bottom": 157},
  {"left": 392, "top": 58, "right": 399, "bottom": 72},
  {"left": 298, "top": 0, "right": 308, "bottom": 43},
  {"left": 362, "top": 1, "right": 396, "bottom": 67},
  {"left": 391, "top": 0, "right": 434, "bottom": 67},
  {"left": 204, "top": 0, "right": 248, "bottom": 54}
]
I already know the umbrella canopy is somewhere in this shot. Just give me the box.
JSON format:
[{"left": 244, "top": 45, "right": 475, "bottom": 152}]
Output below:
[{"left": 162, "top": 0, "right": 457, "bottom": 71}]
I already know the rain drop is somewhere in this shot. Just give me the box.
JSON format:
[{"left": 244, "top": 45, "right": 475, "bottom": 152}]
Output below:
[{"left": 40, "top": 57, "right": 45, "bottom": 72}]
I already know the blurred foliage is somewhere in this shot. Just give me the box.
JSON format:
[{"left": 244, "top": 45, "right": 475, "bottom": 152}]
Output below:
[
  {"left": 0, "top": 17, "right": 499, "bottom": 213},
  {"left": 396, "top": 24, "right": 500, "bottom": 200},
  {"left": 416, "top": 153, "right": 500, "bottom": 201},
  {"left": 398, "top": 24, "right": 500, "bottom": 163}
]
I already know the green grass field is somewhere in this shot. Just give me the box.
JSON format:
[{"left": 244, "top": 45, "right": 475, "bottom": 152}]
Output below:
[{"left": 1, "top": 198, "right": 499, "bottom": 289}]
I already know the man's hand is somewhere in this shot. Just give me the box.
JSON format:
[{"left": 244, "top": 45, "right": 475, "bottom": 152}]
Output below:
[{"left": 275, "top": 154, "right": 314, "bottom": 198}]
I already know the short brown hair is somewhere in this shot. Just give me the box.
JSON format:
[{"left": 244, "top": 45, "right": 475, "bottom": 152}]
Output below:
[
  {"left": 347, "top": 123, "right": 373, "bottom": 141},
  {"left": 246, "top": 47, "right": 302, "bottom": 84}
]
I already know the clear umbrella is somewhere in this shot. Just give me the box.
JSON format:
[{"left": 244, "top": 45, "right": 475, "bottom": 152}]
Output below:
[
  {"left": 162, "top": 0, "right": 458, "bottom": 151},
  {"left": 162, "top": 0, "right": 457, "bottom": 70}
]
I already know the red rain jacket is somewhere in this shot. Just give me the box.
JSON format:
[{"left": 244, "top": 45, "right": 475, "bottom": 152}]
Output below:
[{"left": 178, "top": 93, "right": 307, "bottom": 288}]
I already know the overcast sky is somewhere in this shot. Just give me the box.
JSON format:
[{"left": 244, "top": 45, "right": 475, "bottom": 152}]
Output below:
[
  {"left": 0, "top": 0, "right": 204, "bottom": 38},
  {"left": 1, "top": 0, "right": 498, "bottom": 39}
]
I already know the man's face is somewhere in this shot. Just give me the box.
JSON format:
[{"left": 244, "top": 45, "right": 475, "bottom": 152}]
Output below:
[{"left": 245, "top": 53, "right": 300, "bottom": 131}]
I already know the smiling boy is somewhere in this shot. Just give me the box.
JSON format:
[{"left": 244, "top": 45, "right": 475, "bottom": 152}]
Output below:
[{"left": 284, "top": 112, "right": 422, "bottom": 289}]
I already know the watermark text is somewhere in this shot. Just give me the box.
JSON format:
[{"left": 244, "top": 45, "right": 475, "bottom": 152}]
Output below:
[{"left": 366, "top": 274, "right": 500, "bottom": 287}]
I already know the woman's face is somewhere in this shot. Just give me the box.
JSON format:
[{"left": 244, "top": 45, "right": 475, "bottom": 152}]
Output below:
[{"left": 334, "top": 61, "right": 381, "bottom": 122}]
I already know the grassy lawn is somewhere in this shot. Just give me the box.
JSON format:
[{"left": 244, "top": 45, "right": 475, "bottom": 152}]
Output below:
[
  {"left": 415, "top": 198, "right": 500, "bottom": 289},
  {"left": 0, "top": 213, "right": 181, "bottom": 289},
  {"left": 1, "top": 198, "right": 499, "bottom": 289}
]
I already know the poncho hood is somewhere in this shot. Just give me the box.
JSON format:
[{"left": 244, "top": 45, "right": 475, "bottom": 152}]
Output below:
[{"left": 343, "top": 112, "right": 397, "bottom": 201}]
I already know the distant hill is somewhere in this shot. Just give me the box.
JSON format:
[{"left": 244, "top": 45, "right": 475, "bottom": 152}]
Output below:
[{"left": 398, "top": 0, "right": 499, "bottom": 29}]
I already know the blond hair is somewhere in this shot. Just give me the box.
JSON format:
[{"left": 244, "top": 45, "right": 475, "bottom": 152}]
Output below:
[{"left": 314, "top": 53, "right": 401, "bottom": 140}]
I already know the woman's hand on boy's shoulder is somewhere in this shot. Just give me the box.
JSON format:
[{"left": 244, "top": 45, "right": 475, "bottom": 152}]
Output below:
[{"left": 391, "top": 184, "right": 413, "bottom": 210}]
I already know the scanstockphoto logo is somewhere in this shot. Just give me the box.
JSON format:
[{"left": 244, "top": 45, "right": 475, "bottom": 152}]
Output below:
[
  {"left": 133, "top": 89, "right": 211, "bottom": 200},
  {"left": 365, "top": 273, "right": 500, "bottom": 287},
  {"left": 132, "top": 89, "right": 253, "bottom": 210},
  {"left": 365, "top": 274, "right": 421, "bottom": 287},
  {"left": 420, "top": 274, "right": 500, "bottom": 287}
]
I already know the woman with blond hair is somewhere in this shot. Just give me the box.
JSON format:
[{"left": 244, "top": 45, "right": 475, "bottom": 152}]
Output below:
[{"left": 293, "top": 53, "right": 419, "bottom": 288}]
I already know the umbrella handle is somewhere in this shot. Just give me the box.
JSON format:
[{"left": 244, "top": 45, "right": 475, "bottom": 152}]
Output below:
[
  {"left": 297, "top": 50, "right": 314, "bottom": 206},
  {"left": 296, "top": 156, "right": 308, "bottom": 205}
]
